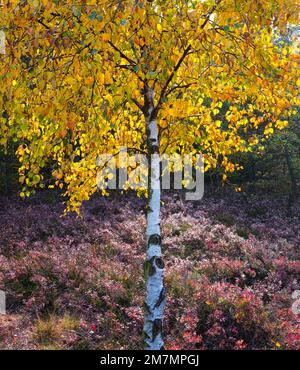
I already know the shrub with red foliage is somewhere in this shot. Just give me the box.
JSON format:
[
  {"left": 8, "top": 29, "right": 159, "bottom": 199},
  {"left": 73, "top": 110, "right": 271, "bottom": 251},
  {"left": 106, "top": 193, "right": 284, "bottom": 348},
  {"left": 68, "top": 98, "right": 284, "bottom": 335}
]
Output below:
[{"left": 0, "top": 190, "right": 299, "bottom": 349}]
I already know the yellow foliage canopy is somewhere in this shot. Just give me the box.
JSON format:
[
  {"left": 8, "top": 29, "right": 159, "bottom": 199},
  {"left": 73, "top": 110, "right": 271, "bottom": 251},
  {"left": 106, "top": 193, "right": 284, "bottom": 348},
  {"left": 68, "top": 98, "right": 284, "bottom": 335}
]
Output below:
[{"left": 0, "top": 0, "right": 299, "bottom": 211}]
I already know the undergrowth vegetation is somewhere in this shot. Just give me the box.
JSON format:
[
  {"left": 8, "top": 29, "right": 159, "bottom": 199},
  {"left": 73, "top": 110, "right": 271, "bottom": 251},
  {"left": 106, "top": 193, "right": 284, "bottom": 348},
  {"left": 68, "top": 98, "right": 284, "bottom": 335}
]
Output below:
[{"left": 0, "top": 190, "right": 299, "bottom": 349}]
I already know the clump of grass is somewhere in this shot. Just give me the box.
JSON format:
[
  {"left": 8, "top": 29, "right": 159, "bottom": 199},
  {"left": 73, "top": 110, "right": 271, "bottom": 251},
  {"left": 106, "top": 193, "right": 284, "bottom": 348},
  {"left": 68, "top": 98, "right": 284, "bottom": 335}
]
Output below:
[
  {"left": 33, "top": 314, "right": 80, "bottom": 346},
  {"left": 60, "top": 314, "right": 80, "bottom": 331},
  {"left": 34, "top": 317, "right": 60, "bottom": 344}
]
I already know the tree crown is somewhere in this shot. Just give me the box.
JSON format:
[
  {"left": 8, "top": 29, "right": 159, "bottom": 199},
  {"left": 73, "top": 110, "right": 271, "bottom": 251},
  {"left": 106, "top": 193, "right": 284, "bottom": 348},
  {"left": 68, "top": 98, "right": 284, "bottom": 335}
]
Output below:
[{"left": 0, "top": 0, "right": 299, "bottom": 212}]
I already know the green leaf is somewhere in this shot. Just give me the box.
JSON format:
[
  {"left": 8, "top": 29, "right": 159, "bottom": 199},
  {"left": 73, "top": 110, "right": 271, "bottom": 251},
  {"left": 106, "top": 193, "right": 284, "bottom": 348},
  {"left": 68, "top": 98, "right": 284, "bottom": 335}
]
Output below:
[
  {"left": 72, "top": 6, "right": 81, "bottom": 18},
  {"left": 89, "top": 11, "right": 97, "bottom": 20}
]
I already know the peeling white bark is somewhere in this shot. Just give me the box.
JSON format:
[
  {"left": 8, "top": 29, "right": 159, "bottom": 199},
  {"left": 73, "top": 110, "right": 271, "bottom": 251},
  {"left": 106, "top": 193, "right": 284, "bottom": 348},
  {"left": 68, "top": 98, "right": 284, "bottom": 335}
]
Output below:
[{"left": 143, "top": 89, "right": 166, "bottom": 350}]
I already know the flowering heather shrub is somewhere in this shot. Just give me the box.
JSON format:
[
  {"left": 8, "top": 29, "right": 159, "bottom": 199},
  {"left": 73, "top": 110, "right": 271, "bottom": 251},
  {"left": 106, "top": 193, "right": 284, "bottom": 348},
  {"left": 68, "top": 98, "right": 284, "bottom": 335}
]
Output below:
[{"left": 0, "top": 189, "right": 299, "bottom": 349}]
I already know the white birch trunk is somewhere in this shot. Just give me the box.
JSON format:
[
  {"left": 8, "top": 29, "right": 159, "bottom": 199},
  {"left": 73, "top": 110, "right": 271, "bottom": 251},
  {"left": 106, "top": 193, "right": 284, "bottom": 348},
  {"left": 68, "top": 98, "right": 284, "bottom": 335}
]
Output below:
[{"left": 143, "top": 88, "right": 166, "bottom": 350}]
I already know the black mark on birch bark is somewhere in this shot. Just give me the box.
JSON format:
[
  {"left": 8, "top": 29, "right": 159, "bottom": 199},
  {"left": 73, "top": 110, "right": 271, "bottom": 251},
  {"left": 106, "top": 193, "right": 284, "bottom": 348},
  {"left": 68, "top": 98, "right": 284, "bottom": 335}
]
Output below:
[
  {"left": 148, "top": 234, "right": 161, "bottom": 246},
  {"left": 152, "top": 319, "right": 162, "bottom": 340},
  {"left": 154, "top": 287, "right": 166, "bottom": 309},
  {"left": 155, "top": 257, "right": 165, "bottom": 270}
]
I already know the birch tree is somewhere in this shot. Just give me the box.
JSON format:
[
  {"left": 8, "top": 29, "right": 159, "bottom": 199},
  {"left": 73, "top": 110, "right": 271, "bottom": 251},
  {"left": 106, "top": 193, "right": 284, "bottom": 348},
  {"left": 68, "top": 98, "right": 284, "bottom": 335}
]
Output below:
[{"left": 0, "top": 0, "right": 299, "bottom": 349}]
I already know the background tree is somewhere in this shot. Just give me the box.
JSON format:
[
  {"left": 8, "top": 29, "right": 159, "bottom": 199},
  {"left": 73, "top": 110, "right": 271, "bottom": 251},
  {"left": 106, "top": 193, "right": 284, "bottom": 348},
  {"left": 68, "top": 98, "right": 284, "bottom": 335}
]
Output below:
[{"left": 0, "top": 0, "right": 299, "bottom": 349}]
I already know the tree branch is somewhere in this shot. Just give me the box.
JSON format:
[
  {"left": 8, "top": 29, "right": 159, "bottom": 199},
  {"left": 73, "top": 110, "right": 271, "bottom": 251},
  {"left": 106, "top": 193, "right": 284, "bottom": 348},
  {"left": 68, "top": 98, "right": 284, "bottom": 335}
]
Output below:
[
  {"left": 201, "top": 0, "right": 222, "bottom": 30},
  {"left": 154, "top": 44, "right": 192, "bottom": 115},
  {"left": 165, "top": 82, "right": 196, "bottom": 97},
  {"left": 108, "top": 40, "right": 136, "bottom": 66},
  {"left": 37, "top": 19, "right": 51, "bottom": 30},
  {"left": 131, "top": 97, "right": 144, "bottom": 112}
]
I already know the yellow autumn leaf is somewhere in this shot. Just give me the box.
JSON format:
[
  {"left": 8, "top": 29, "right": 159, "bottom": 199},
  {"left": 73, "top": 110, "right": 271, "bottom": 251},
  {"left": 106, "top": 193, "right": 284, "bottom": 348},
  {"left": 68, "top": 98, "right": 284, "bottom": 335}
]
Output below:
[{"left": 157, "top": 23, "right": 163, "bottom": 33}]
